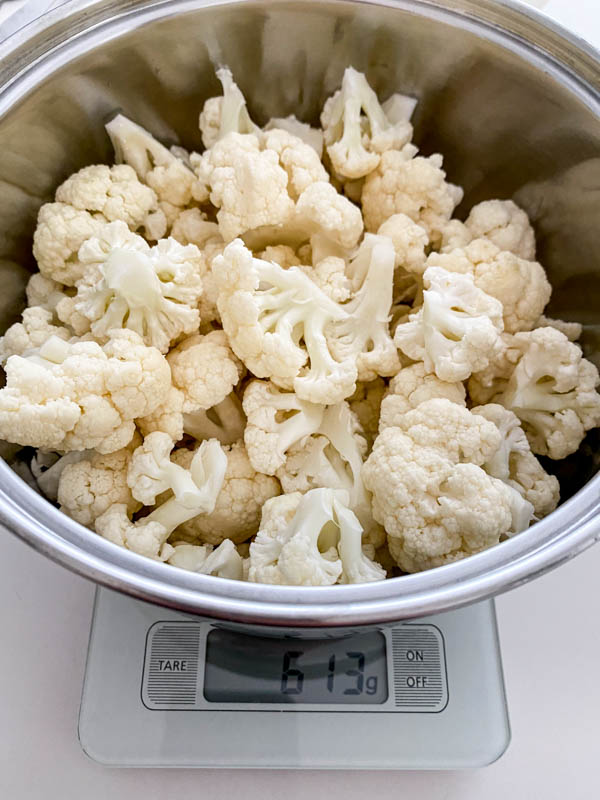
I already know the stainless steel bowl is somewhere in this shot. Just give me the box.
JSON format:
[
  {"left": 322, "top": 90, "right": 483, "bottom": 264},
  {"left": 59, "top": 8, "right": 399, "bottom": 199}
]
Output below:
[{"left": 0, "top": 0, "right": 599, "bottom": 629}]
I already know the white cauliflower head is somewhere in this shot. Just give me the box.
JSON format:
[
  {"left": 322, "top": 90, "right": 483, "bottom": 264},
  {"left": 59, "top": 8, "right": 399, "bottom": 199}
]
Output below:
[
  {"left": 363, "top": 424, "right": 519, "bottom": 573},
  {"left": 68, "top": 221, "right": 203, "bottom": 353},
  {"left": 199, "top": 67, "right": 260, "bottom": 149},
  {"left": 0, "top": 307, "right": 70, "bottom": 365},
  {"left": 0, "top": 329, "right": 170, "bottom": 452},
  {"left": 127, "top": 434, "right": 228, "bottom": 533},
  {"left": 262, "top": 127, "right": 329, "bottom": 199},
  {"left": 167, "top": 539, "right": 244, "bottom": 580},
  {"left": 248, "top": 488, "right": 385, "bottom": 585},
  {"left": 172, "top": 440, "right": 281, "bottom": 545},
  {"left": 214, "top": 239, "right": 357, "bottom": 404},
  {"left": 259, "top": 245, "right": 302, "bottom": 269},
  {"left": 426, "top": 238, "right": 552, "bottom": 334},
  {"left": 275, "top": 401, "right": 374, "bottom": 535},
  {"left": 58, "top": 442, "right": 141, "bottom": 526},
  {"left": 55, "top": 163, "right": 164, "bottom": 238},
  {"left": 377, "top": 213, "right": 429, "bottom": 274},
  {"left": 105, "top": 114, "right": 196, "bottom": 209},
  {"left": 95, "top": 503, "right": 173, "bottom": 562},
  {"left": 264, "top": 115, "right": 324, "bottom": 157},
  {"left": 492, "top": 327, "right": 600, "bottom": 459},
  {"left": 392, "top": 398, "right": 502, "bottom": 466},
  {"left": 167, "top": 330, "right": 244, "bottom": 413},
  {"left": 465, "top": 199, "right": 536, "bottom": 260},
  {"left": 379, "top": 362, "right": 466, "bottom": 431},
  {"left": 472, "top": 403, "right": 559, "bottom": 517},
  {"left": 193, "top": 133, "right": 295, "bottom": 242},
  {"left": 301, "top": 256, "right": 351, "bottom": 303},
  {"left": 242, "top": 380, "right": 324, "bottom": 475},
  {"left": 295, "top": 180, "right": 363, "bottom": 251},
  {"left": 394, "top": 266, "right": 504, "bottom": 382},
  {"left": 30, "top": 450, "right": 88, "bottom": 502},
  {"left": 33, "top": 202, "right": 106, "bottom": 285},
  {"left": 361, "top": 149, "right": 463, "bottom": 244},
  {"left": 327, "top": 234, "right": 400, "bottom": 382},
  {"left": 26, "top": 273, "right": 69, "bottom": 314},
  {"left": 321, "top": 67, "right": 413, "bottom": 179}
]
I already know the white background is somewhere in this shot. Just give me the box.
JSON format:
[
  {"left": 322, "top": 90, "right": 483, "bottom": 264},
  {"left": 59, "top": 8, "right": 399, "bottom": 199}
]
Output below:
[{"left": 1, "top": 0, "right": 600, "bottom": 797}]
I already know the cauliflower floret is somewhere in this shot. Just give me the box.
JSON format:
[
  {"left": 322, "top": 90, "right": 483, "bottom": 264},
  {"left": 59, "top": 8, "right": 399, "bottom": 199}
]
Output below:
[
  {"left": 199, "top": 67, "right": 260, "bottom": 149},
  {"left": 242, "top": 380, "right": 324, "bottom": 475},
  {"left": 170, "top": 209, "right": 220, "bottom": 248},
  {"left": 276, "top": 401, "right": 375, "bottom": 537},
  {"left": 379, "top": 363, "right": 466, "bottom": 431},
  {"left": 166, "top": 541, "right": 212, "bottom": 571},
  {"left": 363, "top": 426, "right": 519, "bottom": 573},
  {"left": 167, "top": 539, "right": 244, "bottom": 580},
  {"left": 258, "top": 245, "right": 302, "bottom": 268},
  {"left": 394, "top": 266, "right": 504, "bottom": 382},
  {"left": 264, "top": 115, "right": 324, "bottom": 157},
  {"left": 488, "top": 327, "right": 600, "bottom": 459},
  {"left": 55, "top": 163, "right": 164, "bottom": 239},
  {"left": 361, "top": 149, "right": 463, "bottom": 244},
  {"left": 95, "top": 503, "right": 174, "bottom": 562},
  {"left": 214, "top": 239, "right": 357, "bottom": 404},
  {"left": 248, "top": 488, "right": 385, "bottom": 585},
  {"left": 29, "top": 450, "right": 88, "bottom": 501},
  {"left": 536, "top": 315, "right": 582, "bottom": 342},
  {"left": 348, "top": 378, "right": 386, "bottom": 449},
  {"left": 26, "top": 273, "right": 69, "bottom": 315},
  {"left": 262, "top": 128, "right": 329, "bottom": 199},
  {"left": 465, "top": 200, "right": 536, "bottom": 260},
  {"left": 33, "top": 203, "right": 106, "bottom": 285},
  {"left": 328, "top": 234, "right": 400, "bottom": 381},
  {"left": 295, "top": 181, "right": 363, "bottom": 251},
  {"left": 167, "top": 330, "right": 244, "bottom": 413},
  {"left": 377, "top": 213, "right": 428, "bottom": 274},
  {"left": 106, "top": 114, "right": 197, "bottom": 213},
  {"left": 172, "top": 440, "right": 281, "bottom": 545},
  {"left": 393, "top": 398, "right": 502, "bottom": 466},
  {"left": 0, "top": 307, "right": 70, "bottom": 364},
  {"left": 58, "top": 442, "right": 141, "bottom": 526},
  {"left": 64, "top": 221, "right": 203, "bottom": 353},
  {"left": 137, "top": 385, "right": 185, "bottom": 442},
  {"left": 321, "top": 67, "right": 413, "bottom": 179},
  {"left": 126, "top": 434, "right": 227, "bottom": 533},
  {"left": 193, "top": 133, "right": 295, "bottom": 242},
  {"left": 439, "top": 219, "right": 472, "bottom": 253},
  {"left": 426, "top": 239, "right": 551, "bottom": 333},
  {"left": 0, "top": 330, "right": 170, "bottom": 453},
  {"left": 302, "top": 256, "right": 351, "bottom": 303},
  {"left": 472, "top": 404, "right": 559, "bottom": 517}
]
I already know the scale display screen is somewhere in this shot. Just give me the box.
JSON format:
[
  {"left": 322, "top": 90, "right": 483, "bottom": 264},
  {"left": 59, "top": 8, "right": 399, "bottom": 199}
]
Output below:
[{"left": 203, "top": 629, "right": 389, "bottom": 704}]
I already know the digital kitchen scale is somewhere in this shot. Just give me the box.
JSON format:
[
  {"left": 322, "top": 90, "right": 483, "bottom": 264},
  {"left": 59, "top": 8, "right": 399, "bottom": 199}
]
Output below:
[{"left": 78, "top": 588, "right": 510, "bottom": 769}]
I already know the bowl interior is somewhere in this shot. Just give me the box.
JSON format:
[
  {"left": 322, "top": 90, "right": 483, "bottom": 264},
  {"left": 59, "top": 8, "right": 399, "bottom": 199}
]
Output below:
[{"left": 0, "top": 0, "right": 598, "bottom": 617}]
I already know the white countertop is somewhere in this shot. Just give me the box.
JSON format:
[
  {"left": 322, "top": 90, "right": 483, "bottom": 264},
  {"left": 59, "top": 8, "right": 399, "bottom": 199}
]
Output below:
[
  {"left": 2, "top": 0, "right": 600, "bottom": 796},
  {"left": 3, "top": 531, "right": 600, "bottom": 798}
]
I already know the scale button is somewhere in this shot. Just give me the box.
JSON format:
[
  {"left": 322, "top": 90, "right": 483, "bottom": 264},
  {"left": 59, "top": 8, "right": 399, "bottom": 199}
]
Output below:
[
  {"left": 391, "top": 625, "right": 448, "bottom": 711},
  {"left": 142, "top": 622, "right": 201, "bottom": 709}
]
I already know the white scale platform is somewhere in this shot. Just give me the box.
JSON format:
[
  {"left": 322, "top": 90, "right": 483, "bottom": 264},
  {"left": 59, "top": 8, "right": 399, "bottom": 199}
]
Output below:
[{"left": 78, "top": 588, "right": 510, "bottom": 769}]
